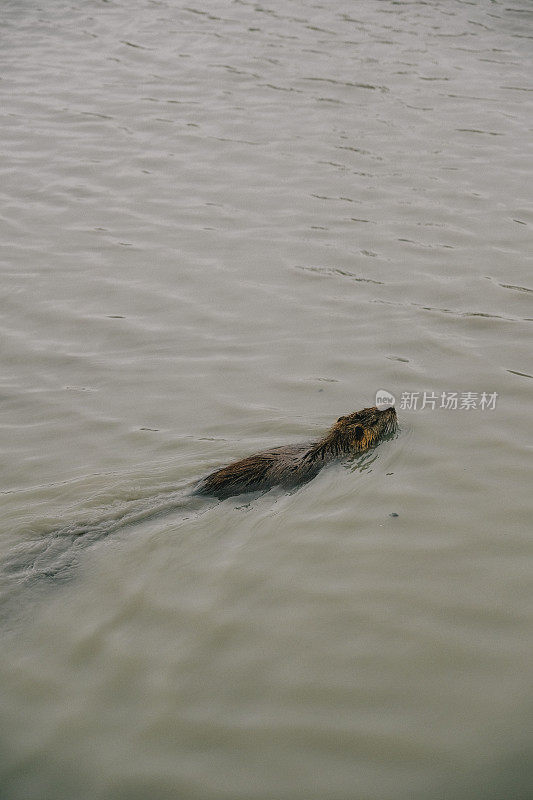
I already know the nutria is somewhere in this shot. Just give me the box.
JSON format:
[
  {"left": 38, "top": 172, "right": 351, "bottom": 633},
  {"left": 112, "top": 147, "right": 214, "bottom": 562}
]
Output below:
[{"left": 195, "top": 405, "right": 397, "bottom": 500}]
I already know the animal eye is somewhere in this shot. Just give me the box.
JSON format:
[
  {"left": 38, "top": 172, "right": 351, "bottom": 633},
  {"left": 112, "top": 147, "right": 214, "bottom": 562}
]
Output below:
[{"left": 353, "top": 425, "right": 364, "bottom": 441}]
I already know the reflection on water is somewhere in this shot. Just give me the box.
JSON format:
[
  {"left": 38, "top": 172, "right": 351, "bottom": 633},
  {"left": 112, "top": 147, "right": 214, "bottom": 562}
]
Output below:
[{"left": 1, "top": 0, "right": 532, "bottom": 798}]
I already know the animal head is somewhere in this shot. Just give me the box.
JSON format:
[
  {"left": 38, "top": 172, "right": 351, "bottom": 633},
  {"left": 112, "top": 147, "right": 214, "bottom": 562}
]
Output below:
[{"left": 331, "top": 405, "right": 397, "bottom": 453}]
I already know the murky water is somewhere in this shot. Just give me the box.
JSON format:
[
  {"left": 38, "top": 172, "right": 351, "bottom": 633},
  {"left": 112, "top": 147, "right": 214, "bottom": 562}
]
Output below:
[{"left": 1, "top": 0, "right": 532, "bottom": 798}]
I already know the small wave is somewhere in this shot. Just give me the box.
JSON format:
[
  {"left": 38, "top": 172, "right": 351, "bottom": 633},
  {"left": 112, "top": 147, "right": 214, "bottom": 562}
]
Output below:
[{"left": 1, "top": 486, "right": 199, "bottom": 588}]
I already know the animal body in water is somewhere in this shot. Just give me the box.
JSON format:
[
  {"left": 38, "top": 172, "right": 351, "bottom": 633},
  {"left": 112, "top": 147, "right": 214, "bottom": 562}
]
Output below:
[
  {"left": 1, "top": 407, "right": 395, "bottom": 607},
  {"left": 195, "top": 405, "right": 397, "bottom": 500}
]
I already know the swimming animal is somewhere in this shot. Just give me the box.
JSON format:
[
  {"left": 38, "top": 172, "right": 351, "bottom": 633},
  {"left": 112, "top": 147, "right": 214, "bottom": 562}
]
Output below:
[{"left": 195, "top": 405, "right": 397, "bottom": 499}]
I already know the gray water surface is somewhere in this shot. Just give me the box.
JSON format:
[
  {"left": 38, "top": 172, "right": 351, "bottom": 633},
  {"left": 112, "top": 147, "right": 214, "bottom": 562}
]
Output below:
[{"left": 1, "top": 1, "right": 532, "bottom": 798}]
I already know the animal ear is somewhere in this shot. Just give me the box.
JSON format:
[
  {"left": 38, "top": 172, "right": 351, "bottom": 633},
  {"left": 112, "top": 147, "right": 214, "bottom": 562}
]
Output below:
[
  {"left": 353, "top": 425, "right": 364, "bottom": 441},
  {"left": 337, "top": 415, "right": 347, "bottom": 423}
]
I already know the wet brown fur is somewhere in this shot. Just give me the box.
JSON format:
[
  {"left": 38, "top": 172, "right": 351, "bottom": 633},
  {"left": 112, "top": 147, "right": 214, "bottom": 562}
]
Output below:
[{"left": 196, "top": 405, "right": 397, "bottom": 500}]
